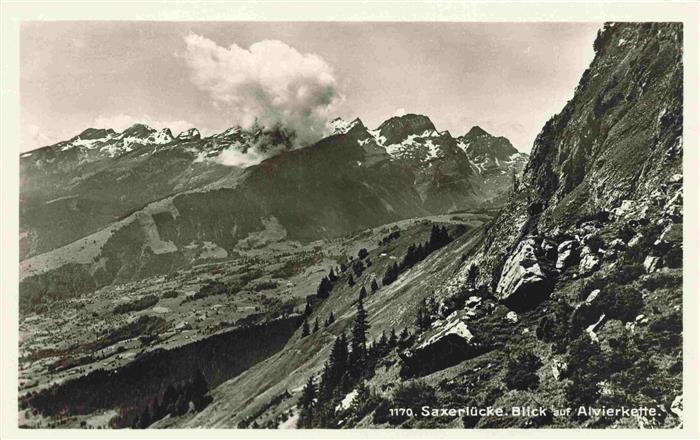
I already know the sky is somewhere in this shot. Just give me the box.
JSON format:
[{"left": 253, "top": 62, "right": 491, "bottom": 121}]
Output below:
[{"left": 20, "top": 22, "right": 602, "bottom": 153}]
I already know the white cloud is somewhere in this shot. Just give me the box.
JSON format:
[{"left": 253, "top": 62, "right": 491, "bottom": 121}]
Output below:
[
  {"left": 93, "top": 114, "right": 199, "bottom": 137},
  {"left": 182, "top": 34, "right": 342, "bottom": 147},
  {"left": 216, "top": 147, "right": 267, "bottom": 168},
  {"left": 393, "top": 108, "right": 407, "bottom": 117}
]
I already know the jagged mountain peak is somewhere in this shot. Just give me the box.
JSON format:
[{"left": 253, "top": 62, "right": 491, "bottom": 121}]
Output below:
[
  {"left": 464, "top": 125, "right": 491, "bottom": 138},
  {"left": 146, "top": 128, "right": 174, "bottom": 144},
  {"left": 376, "top": 113, "right": 436, "bottom": 145},
  {"left": 457, "top": 126, "right": 519, "bottom": 162},
  {"left": 74, "top": 128, "right": 116, "bottom": 140},
  {"left": 119, "top": 123, "right": 156, "bottom": 139},
  {"left": 213, "top": 126, "right": 243, "bottom": 138},
  {"left": 328, "top": 117, "right": 365, "bottom": 136},
  {"left": 177, "top": 128, "right": 201, "bottom": 141}
]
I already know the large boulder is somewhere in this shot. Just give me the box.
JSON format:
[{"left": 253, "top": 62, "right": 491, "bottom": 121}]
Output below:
[
  {"left": 399, "top": 315, "right": 487, "bottom": 378},
  {"left": 496, "top": 237, "right": 555, "bottom": 311},
  {"left": 556, "top": 239, "right": 580, "bottom": 270},
  {"left": 578, "top": 246, "right": 601, "bottom": 275}
]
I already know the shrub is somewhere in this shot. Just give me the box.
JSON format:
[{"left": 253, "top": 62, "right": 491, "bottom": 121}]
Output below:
[
  {"left": 190, "top": 281, "right": 229, "bottom": 301},
  {"left": 565, "top": 370, "right": 601, "bottom": 408},
  {"left": 596, "top": 285, "right": 643, "bottom": 322},
  {"left": 664, "top": 246, "right": 682, "bottom": 268},
  {"left": 617, "top": 224, "right": 635, "bottom": 242},
  {"left": 638, "top": 312, "right": 683, "bottom": 354},
  {"left": 586, "top": 234, "right": 605, "bottom": 252},
  {"left": 582, "top": 263, "right": 644, "bottom": 297},
  {"left": 392, "top": 380, "right": 438, "bottom": 411},
  {"left": 503, "top": 352, "right": 542, "bottom": 391},
  {"left": 113, "top": 294, "right": 158, "bottom": 314},
  {"left": 536, "top": 300, "right": 574, "bottom": 345},
  {"left": 253, "top": 280, "right": 278, "bottom": 292},
  {"left": 649, "top": 311, "right": 682, "bottom": 334},
  {"left": 565, "top": 335, "right": 605, "bottom": 408},
  {"left": 613, "top": 262, "right": 645, "bottom": 285},
  {"left": 640, "top": 271, "right": 681, "bottom": 291}
]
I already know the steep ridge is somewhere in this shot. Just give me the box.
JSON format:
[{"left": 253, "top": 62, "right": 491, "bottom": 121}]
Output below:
[{"left": 177, "top": 22, "right": 683, "bottom": 429}]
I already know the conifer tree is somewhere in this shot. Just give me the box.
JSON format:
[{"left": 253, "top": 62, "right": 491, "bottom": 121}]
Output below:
[
  {"left": 328, "top": 267, "right": 338, "bottom": 282},
  {"left": 399, "top": 327, "right": 411, "bottom": 348},
  {"left": 301, "top": 319, "right": 310, "bottom": 337},
  {"left": 371, "top": 278, "right": 379, "bottom": 293},
  {"left": 303, "top": 301, "right": 313, "bottom": 317},
  {"left": 352, "top": 259, "right": 365, "bottom": 277},
  {"left": 377, "top": 330, "right": 388, "bottom": 354},
  {"left": 382, "top": 262, "right": 399, "bottom": 286},
  {"left": 348, "top": 273, "right": 355, "bottom": 287},
  {"left": 415, "top": 303, "right": 426, "bottom": 332},
  {"left": 313, "top": 318, "right": 319, "bottom": 333},
  {"left": 359, "top": 285, "right": 367, "bottom": 300},
  {"left": 328, "top": 333, "right": 349, "bottom": 387},
  {"left": 388, "top": 328, "right": 398, "bottom": 348},
  {"left": 340, "top": 371, "right": 353, "bottom": 394},
  {"left": 297, "top": 376, "right": 316, "bottom": 428},
  {"left": 317, "top": 362, "right": 334, "bottom": 403},
  {"left": 467, "top": 263, "right": 480, "bottom": 289},
  {"left": 325, "top": 311, "right": 335, "bottom": 327},
  {"left": 317, "top": 276, "right": 332, "bottom": 299},
  {"left": 315, "top": 363, "right": 337, "bottom": 427},
  {"left": 349, "top": 298, "right": 370, "bottom": 376}
]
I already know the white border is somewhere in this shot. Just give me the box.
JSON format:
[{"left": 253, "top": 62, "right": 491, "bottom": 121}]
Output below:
[{"left": 1, "top": 1, "right": 698, "bottom": 439}]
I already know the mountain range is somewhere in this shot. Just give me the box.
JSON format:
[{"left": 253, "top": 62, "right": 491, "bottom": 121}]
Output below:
[{"left": 20, "top": 114, "right": 525, "bottom": 312}]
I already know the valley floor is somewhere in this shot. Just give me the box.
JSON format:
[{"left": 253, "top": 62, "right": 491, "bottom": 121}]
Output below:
[{"left": 18, "top": 211, "right": 492, "bottom": 429}]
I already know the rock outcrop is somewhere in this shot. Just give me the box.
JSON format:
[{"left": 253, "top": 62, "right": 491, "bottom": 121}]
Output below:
[
  {"left": 495, "top": 237, "right": 555, "bottom": 311},
  {"left": 399, "top": 314, "right": 487, "bottom": 378}
]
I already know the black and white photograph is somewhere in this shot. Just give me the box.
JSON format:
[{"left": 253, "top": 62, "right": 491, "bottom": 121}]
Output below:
[{"left": 2, "top": 1, "right": 698, "bottom": 436}]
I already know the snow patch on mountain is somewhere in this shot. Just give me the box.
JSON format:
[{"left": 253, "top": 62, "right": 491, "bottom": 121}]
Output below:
[
  {"left": 424, "top": 139, "right": 440, "bottom": 159},
  {"left": 383, "top": 133, "right": 443, "bottom": 161},
  {"left": 328, "top": 117, "right": 360, "bottom": 135},
  {"left": 369, "top": 129, "right": 387, "bottom": 146},
  {"left": 177, "top": 128, "right": 201, "bottom": 141},
  {"left": 147, "top": 128, "right": 175, "bottom": 144},
  {"left": 456, "top": 140, "right": 470, "bottom": 154}
]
